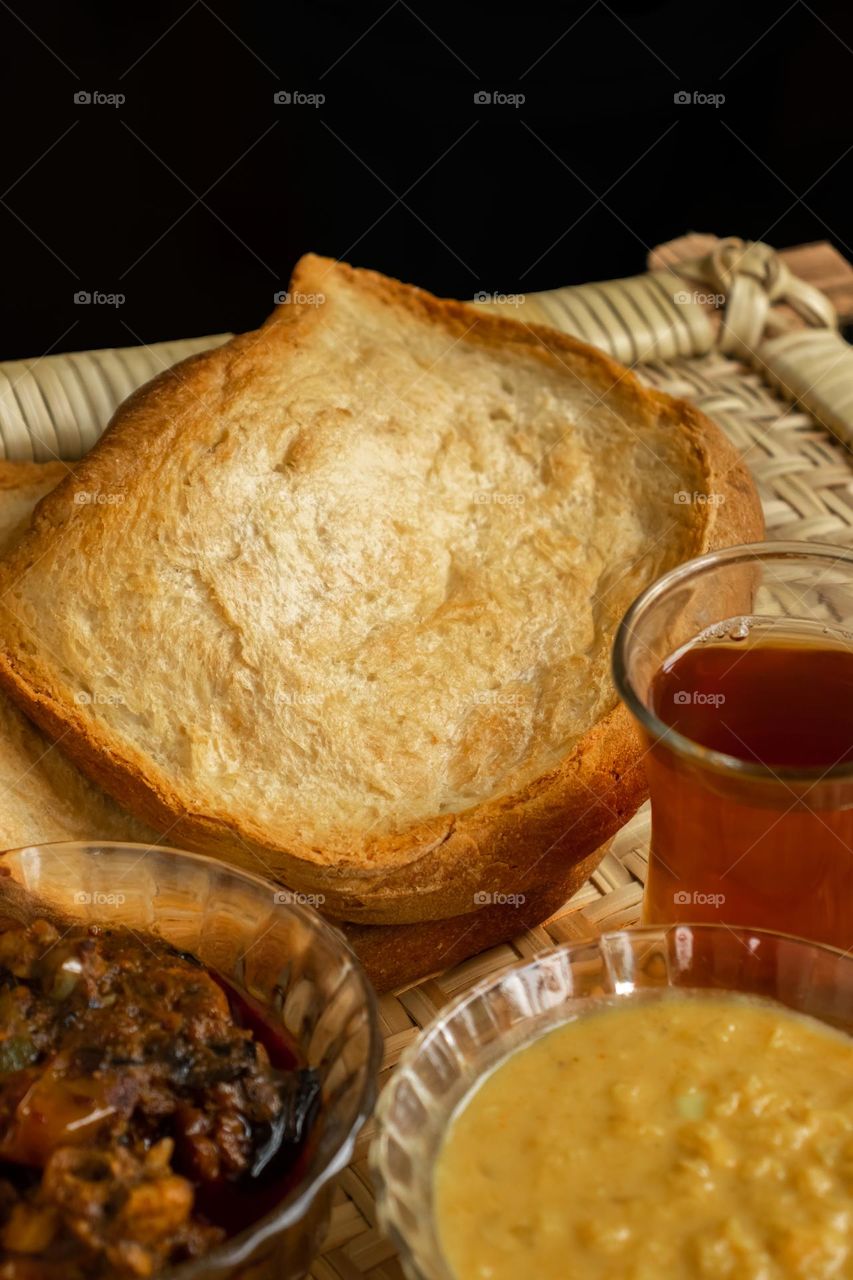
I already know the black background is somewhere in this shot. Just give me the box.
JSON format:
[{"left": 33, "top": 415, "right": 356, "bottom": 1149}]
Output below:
[{"left": 1, "top": 0, "right": 851, "bottom": 359}]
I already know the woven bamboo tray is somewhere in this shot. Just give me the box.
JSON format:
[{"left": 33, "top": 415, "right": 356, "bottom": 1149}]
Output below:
[{"left": 2, "top": 235, "right": 853, "bottom": 1279}]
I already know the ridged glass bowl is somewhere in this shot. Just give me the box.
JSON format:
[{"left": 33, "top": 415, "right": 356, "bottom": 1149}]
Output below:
[
  {"left": 0, "top": 840, "right": 382, "bottom": 1280},
  {"left": 370, "top": 924, "right": 853, "bottom": 1280}
]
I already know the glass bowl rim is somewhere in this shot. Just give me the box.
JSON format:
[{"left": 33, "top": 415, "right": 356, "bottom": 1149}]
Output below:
[
  {"left": 374, "top": 920, "right": 852, "bottom": 1095},
  {"left": 370, "top": 922, "right": 853, "bottom": 1279},
  {"left": 0, "top": 839, "right": 383, "bottom": 1276},
  {"left": 612, "top": 538, "right": 853, "bottom": 783}
]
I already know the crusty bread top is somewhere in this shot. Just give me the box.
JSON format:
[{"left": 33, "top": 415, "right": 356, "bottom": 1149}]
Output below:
[
  {"left": 0, "top": 462, "right": 156, "bottom": 849},
  {"left": 0, "top": 256, "right": 746, "bottom": 873}
]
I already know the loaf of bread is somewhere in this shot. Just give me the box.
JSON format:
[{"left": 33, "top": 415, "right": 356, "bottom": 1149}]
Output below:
[
  {"left": 0, "top": 460, "right": 604, "bottom": 987},
  {"left": 0, "top": 257, "right": 762, "bottom": 923}
]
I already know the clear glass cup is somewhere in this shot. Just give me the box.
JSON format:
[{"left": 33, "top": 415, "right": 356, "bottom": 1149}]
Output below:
[
  {"left": 611, "top": 540, "right": 853, "bottom": 950},
  {"left": 370, "top": 924, "right": 853, "bottom": 1280},
  {"left": 0, "top": 840, "right": 382, "bottom": 1280}
]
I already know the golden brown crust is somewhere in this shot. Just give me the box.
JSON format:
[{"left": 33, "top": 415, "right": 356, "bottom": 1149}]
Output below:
[{"left": 0, "top": 256, "right": 763, "bottom": 924}]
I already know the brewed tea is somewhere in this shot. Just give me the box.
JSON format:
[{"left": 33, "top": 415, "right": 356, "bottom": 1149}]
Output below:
[{"left": 643, "top": 622, "right": 853, "bottom": 950}]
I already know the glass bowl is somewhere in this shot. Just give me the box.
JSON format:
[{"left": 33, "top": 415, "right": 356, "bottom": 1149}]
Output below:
[
  {"left": 370, "top": 924, "right": 853, "bottom": 1280},
  {"left": 0, "top": 840, "right": 382, "bottom": 1280}
]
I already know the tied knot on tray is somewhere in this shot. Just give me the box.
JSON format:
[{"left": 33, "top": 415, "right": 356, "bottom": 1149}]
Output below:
[{"left": 686, "top": 236, "right": 837, "bottom": 358}]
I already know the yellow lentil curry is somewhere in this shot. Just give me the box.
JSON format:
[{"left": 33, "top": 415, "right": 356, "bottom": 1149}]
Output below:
[{"left": 435, "top": 994, "right": 853, "bottom": 1280}]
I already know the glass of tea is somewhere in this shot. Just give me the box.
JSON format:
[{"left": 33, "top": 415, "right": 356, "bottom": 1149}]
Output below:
[{"left": 613, "top": 541, "right": 853, "bottom": 953}]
